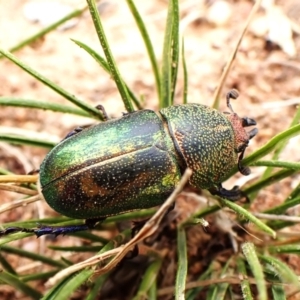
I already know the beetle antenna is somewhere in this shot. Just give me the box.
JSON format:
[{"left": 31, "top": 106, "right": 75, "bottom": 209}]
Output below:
[{"left": 226, "top": 89, "right": 239, "bottom": 113}]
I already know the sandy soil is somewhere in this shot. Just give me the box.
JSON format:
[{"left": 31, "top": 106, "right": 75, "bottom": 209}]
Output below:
[{"left": 0, "top": 0, "right": 299, "bottom": 299}]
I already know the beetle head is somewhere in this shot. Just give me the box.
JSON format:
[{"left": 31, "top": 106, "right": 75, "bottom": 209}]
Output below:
[{"left": 224, "top": 90, "right": 258, "bottom": 176}]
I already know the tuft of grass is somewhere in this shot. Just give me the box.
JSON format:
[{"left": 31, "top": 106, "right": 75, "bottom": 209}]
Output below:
[{"left": 0, "top": 0, "right": 299, "bottom": 299}]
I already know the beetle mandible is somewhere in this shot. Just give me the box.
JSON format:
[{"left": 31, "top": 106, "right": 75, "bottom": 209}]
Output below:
[{"left": 1, "top": 90, "right": 257, "bottom": 237}]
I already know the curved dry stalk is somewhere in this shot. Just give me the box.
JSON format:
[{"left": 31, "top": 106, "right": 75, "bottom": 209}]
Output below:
[
  {"left": 46, "top": 168, "right": 193, "bottom": 287},
  {"left": 212, "top": 0, "right": 263, "bottom": 107}
]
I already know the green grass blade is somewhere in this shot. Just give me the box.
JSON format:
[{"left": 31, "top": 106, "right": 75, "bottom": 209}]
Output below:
[
  {"left": 244, "top": 169, "right": 297, "bottom": 197},
  {"left": 0, "top": 272, "right": 42, "bottom": 299},
  {"left": 263, "top": 99, "right": 300, "bottom": 179},
  {"left": 242, "top": 243, "right": 267, "bottom": 300},
  {"left": 170, "top": 0, "right": 179, "bottom": 104},
  {"left": 148, "top": 284, "right": 157, "bottom": 300},
  {"left": 260, "top": 255, "right": 300, "bottom": 290},
  {"left": 226, "top": 123, "right": 300, "bottom": 178},
  {"left": 0, "top": 48, "right": 103, "bottom": 119},
  {"left": 182, "top": 38, "right": 188, "bottom": 104},
  {"left": 86, "top": 273, "right": 110, "bottom": 300},
  {"left": 21, "top": 270, "right": 59, "bottom": 282},
  {"left": 175, "top": 227, "right": 187, "bottom": 300},
  {"left": 236, "top": 258, "right": 253, "bottom": 300},
  {"left": 72, "top": 39, "right": 142, "bottom": 109},
  {"left": 0, "top": 253, "right": 17, "bottom": 275},
  {"left": 125, "top": 0, "right": 161, "bottom": 103},
  {"left": 0, "top": 133, "right": 56, "bottom": 148},
  {"left": 0, "top": 97, "right": 92, "bottom": 117},
  {"left": 0, "top": 245, "right": 66, "bottom": 268},
  {"left": 207, "top": 262, "right": 231, "bottom": 300},
  {"left": 185, "top": 263, "right": 215, "bottom": 299},
  {"left": 251, "top": 160, "right": 300, "bottom": 170},
  {"left": 133, "top": 259, "right": 162, "bottom": 300},
  {"left": 221, "top": 199, "right": 276, "bottom": 238},
  {"left": 264, "top": 196, "right": 300, "bottom": 215},
  {"left": 265, "top": 185, "right": 300, "bottom": 229},
  {"left": 286, "top": 183, "right": 300, "bottom": 202},
  {"left": 49, "top": 245, "right": 103, "bottom": 252},
  {"left": 44, "top": 229, "right": 130, "bottom": 299},
  {"left": 242, "top": 124, "right": 300, "bottom": 169},
  {"left": 43, "top": 269, "right": 93, "bottom": 300},
  {"left": 160, "top": 0, "right": 179, "bottom": 108},
  {"left": 1, "top": 6, "right": 87, "bottom": 57},
  {"left": 86, "top": 0, "right": 134, "bottom": 113},
  {"left": 271, "top": 285, "right": 286, "bottom": 300},
  {"left": 270, "top": 244, "right": 300, "bottom": 255}
]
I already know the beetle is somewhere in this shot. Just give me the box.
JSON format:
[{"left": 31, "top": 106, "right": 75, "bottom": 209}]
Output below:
[{"left": 1, "top": 90, "right": 257, "bottom": 237}]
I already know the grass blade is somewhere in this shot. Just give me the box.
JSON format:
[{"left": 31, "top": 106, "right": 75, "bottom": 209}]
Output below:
[
  {"left": 43, "top": 269, "right": 93, "bottom": 300},
  {"left": 244, "top": 169, "right": 297, "bottom": 197},
  {"left": 72, "top": 39, "right": 142, "bottom": 109},
  {"left": 271, "top": 285, "right": 286, "bottom": 300},
  {"left": 242, "top": 124, "right": 300, "bottom": 170},
  {"left": 242, "top": 242, "right": 267, "bottom": 300},
  {"left": 125, "top": 0, "right": 161, "bottom": 103},
  {"left": 221, "top": 199, "right": 276, "bottom": 238},
  {"left": 160, "top": 0, "right": 179, "bottom": 108},
  {"left": 0, "top": 245, "right": 66, "bottom": 268},
  {"left": 212, "top": 0, "right": 263, "bottom": 108},
  {"left": 185, "top": 263, "right": 215, "bottom": 299},
  {"left": 0, "top": 272, "right": 42, "bottom": 299},
  {"left": 263, "top": 96, "right": 300, "bottom": 179},
  {"left": 0, "top": 133, "right": 56, "bottom": 148},
  {"left": 0, "top": 49, "right": 103, "bottom": 119},
  {"left": 260, "top": 255, "right": 300, "bottom": 292},
  {"left": 251, "top": 160, "right": 300, "bottom": 170},
  {"left": 0, "top": 97, "right": 92, "bottom": 117},
  {"left": 1, "top": 6, "right": 87, "bottom": 57},
  {"left": 86, "top": 0, "right": 134, "bottom": 113},
  {"left": 86, "top": 273, "right": 110, "bottom": 300},
  {"left": 0, "top": 253, "right": 17, "bottom": 275},
  {"left": 175, "top": 227, "right": 187, "bottom": 300},
  {"left": 170, "top": 0, "right": 179, "bottom": 104},
  {"left": 182, "top": 38, "right": 188, "bottom": 104},
  {"left": 133, "top": 259, "right": 162, "bottom": 300},
  {"left": 207, "top": 263, "right": 231, "bottom": 300},
  {"left": 236, "top": 258, "right": 253, "bottom": 300},
  {"left": 226, "top": 124, "right": 300, "bottom": 178}
]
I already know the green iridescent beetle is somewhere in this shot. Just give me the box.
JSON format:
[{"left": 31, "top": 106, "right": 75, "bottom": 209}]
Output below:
[{"left": 2, "top": 90, "right": 257, "bottom": 237}]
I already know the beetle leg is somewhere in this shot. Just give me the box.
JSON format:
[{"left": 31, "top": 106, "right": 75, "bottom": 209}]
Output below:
[
  {"left": 95, "top": 104, "right": 109, "bottom": 121},
  {"left": 33, "top": 217, "right": 105, "bottom": 237},
  {"left": 0, "top": 226, "right": 36, "bottom": 236},
  {"left": 209, "top": 184, "right": 249, "bottom": 202},
  {"left": 63, "top": 127, "right": 84, "bottom": 140},
  {"left": 0, "top": 218, "right": 105, "bottom": 238},
  {"left": 237, "top": 147, "right": 251, "bottom": 176},
  {"left": 27, "top": 169, "right": 40, "bottom": 175},
  {"left": 62, "top": 104, "right": 109, "bottom": 141}
]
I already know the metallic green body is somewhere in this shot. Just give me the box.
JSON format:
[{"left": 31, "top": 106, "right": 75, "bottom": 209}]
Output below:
[
  {"left": 39, "top": 110, "right": 181, "bottom": 219},
  {"left": 39, "top": 104, "right": 239, "bottom": 220},
  {"left": 160, "top": 104, "right": 237, "bottom": 189}
]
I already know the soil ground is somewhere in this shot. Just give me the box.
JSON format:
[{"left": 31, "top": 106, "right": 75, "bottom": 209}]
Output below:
[{"left": 0, "top": 0, "right": 300, "bottom": 299}]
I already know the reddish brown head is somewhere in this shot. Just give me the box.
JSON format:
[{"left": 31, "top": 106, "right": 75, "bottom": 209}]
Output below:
[{"left": 224, "top": 90, "right": 258, "bottom": 175}]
